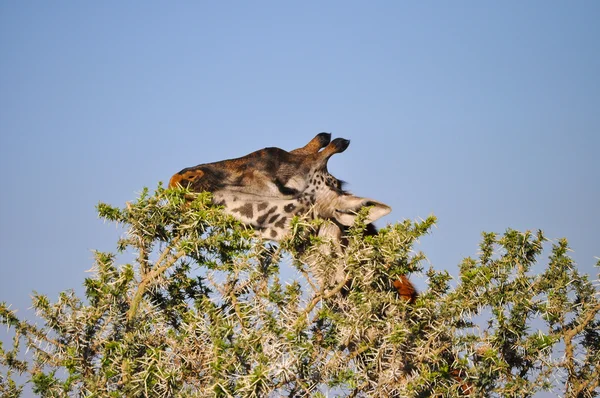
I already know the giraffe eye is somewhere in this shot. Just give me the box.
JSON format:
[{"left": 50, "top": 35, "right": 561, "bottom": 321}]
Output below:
[{"left": 275, "top": 180, "right": 300, "bottom": 196}]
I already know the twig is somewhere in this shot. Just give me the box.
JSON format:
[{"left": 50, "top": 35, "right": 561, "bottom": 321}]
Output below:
[{"left": 127, "top": 242, "right": 186, "bottom": 323}]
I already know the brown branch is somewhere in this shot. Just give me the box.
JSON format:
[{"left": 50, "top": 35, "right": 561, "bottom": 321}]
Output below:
[
  {"left": 574, "top": 369, "right": 600, "bottom": 397},
  {"left": 138, "top": 239, "right": 150, "bottom": 276},
  {"left": 228, "top": 283, "right": 249, "bottom": 333},
  {"left": 348, "top": 381, "right": 369, "bottom": 398},
  {"left": 154, "top": 236, "right": 181, "bottom": 271},
  {"left": 127, "top": 242, "right": 186, "bottom": 323},
  {"left": 299, "top": 266, "right": 318, "bottom": 295},
  {"left": 292, "top": 275, "right": 351, "bottom": 331},
  {"left": 564, "top": 302, "right": 600, "bottom": 340},
  {"left": 563, "top": 301, "right": 600, "bottom": 396}
]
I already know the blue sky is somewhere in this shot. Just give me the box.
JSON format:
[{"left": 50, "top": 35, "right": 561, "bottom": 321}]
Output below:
[{"left": 1, "top": 1, "right": 598, "bottom": 393}]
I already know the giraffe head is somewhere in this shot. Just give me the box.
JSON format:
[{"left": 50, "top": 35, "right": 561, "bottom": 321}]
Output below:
[{"left": 169, "top": 133, "right": 391, "bottom": 241}]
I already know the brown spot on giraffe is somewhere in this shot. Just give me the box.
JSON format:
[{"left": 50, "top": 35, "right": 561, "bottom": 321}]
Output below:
[
  {"left": 256, "top": 206, "right": 278, "bottom": 226},
  {"left": 232, "top": 203, "right": 253, "bottom": 219},
  {"left": 274, "top": 217, "right": 286, "bottom": 229}
]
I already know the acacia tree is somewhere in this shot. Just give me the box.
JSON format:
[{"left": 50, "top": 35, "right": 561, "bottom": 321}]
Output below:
[{"left": 1, "top": 186, "right": 598, "bottom": 397}]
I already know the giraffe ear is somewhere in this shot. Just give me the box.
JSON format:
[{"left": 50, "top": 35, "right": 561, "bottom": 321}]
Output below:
[{"left": 333, "top": 195, "right": 391, "bottom": 226}]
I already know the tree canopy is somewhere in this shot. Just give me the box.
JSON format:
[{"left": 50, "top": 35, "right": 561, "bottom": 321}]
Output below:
[{"left": 1, "top": 186, "right": 598, "bottom": 397}]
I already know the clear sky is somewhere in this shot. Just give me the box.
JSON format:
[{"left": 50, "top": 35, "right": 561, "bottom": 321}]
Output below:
[{"left": 0, "top": 1, "right": 598, "bottom": 394}]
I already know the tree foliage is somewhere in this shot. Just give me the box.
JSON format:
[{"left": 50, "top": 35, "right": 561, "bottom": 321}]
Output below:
[{"left": 1, "top": 186, "right": 599, "bottom": 397}]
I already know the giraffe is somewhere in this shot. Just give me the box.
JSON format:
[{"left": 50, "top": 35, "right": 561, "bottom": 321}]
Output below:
[
  {"left": 169, "top": 133, "right": 416, "bottom": 301},
  {"left": 170, "top": 133, "right": 389, "bottom": 240}
]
